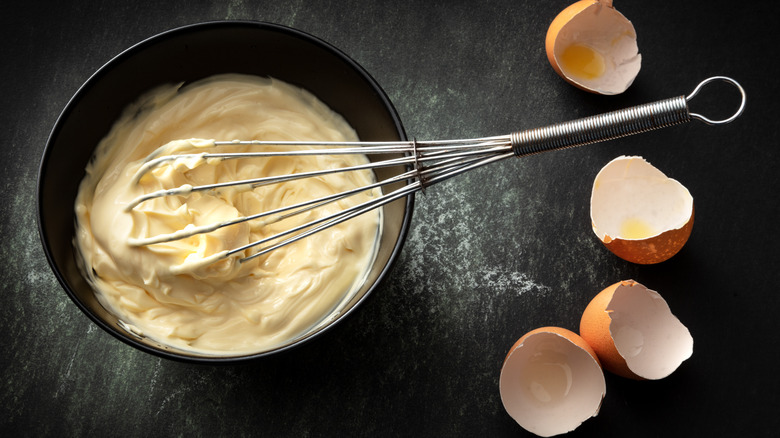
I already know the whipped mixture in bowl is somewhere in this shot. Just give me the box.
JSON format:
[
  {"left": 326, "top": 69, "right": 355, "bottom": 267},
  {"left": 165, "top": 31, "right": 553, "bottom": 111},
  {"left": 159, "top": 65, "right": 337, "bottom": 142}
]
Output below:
[{"left": 74, "top": 74, "right": 382, "bottom": 355}]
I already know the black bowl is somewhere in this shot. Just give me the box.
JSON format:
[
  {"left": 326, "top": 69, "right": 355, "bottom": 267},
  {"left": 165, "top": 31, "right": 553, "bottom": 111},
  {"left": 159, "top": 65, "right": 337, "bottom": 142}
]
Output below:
[{"left": 37, "top": 21, "right": 413, "bottom": 363}]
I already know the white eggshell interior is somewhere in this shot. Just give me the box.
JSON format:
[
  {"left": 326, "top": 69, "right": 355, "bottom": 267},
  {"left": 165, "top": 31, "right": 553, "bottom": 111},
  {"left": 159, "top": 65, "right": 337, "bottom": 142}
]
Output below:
[
  {"left": 591, "top": 156, "right": 693, "bottom": 241},
  {"left": 500, "top": 331, "right": 606, "bottom": 437},
  {"left": 607, "top": 282, "right": 693, "bottom": 379},
  {"left": 553, "top": 3, "right": 641, "bottom": 94}
]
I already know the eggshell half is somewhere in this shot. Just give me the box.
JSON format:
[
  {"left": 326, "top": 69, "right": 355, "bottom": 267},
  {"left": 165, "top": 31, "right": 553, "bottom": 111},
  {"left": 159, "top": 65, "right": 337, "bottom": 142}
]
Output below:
[
  {"left": 591, "top": 156, "right": 694, "bottom": 264},
  {"left": 500, "top": 327, "right": 606, "bottom": 437},
  {"left": 579, "top": 280, "right": 693, "bottom": 380},
  {"left": 546, "top": 0, "right": 640, "bottom": 94}
]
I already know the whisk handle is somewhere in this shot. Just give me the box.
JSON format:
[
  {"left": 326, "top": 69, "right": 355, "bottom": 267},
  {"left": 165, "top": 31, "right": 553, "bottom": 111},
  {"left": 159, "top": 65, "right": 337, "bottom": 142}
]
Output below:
[
  {"left": 510, "top": 96, "right": 690, "bottom": 156},
  {"left": 510, "top": 76, "right": 746, "bottom": 157}
]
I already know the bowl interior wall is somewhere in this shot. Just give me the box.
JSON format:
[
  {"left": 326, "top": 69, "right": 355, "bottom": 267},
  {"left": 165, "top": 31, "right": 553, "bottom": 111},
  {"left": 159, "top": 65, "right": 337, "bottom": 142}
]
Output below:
[{"left": 39, "top": 22, "right": 411, "bottom": 361}]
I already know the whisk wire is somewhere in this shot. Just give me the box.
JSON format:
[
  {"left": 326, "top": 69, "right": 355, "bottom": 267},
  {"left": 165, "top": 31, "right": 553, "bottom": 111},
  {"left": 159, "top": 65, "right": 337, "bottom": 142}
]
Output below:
[
  {"left": 237, "top": 148, "right": 516, "bottom": 259},
  {"left": 124, "top": 76, "right": 746, "bottom": 264}
]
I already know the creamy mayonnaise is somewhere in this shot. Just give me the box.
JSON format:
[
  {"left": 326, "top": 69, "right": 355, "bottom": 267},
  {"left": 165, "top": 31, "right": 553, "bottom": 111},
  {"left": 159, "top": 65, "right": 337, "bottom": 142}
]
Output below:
[{"left": 74, "top": 75, "right": 381, "bottom": 355}]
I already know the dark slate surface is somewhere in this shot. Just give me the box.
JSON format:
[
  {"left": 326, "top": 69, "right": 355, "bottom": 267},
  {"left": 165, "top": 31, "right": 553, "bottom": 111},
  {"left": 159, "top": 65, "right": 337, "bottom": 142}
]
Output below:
[{"left": 2, "top": 1, "right": 778, "bottom": 436}]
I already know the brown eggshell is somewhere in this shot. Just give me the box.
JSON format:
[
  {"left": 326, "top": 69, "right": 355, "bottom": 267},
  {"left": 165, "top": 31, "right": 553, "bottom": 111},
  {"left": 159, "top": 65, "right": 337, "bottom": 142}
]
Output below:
[
  {"left": 591, "top": 156, "right": 695, "bottom": 264},
  {"left": 580, "top": 280, "right": 693, "bottom": 380},
  {"left": 579, "top": 281, "right": 637, "bottom": 379},
  {"left": 505, "top": 326, "right": 600, "bottom": 363},
  {"left": 602, "top": 207, "right": 694, "bottom": 264},
  {"left": 546, "top": 0, "right": 640, "bottom": 95},
  {"left": 545, "top": 0, "right": 595, "bottom": 80},
  {"left": 500, "top": 327, "right": 606, "bottom": 437}
]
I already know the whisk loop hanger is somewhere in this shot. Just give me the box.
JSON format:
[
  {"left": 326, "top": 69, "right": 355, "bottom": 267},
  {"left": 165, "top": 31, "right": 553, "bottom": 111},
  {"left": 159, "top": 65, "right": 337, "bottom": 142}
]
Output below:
[
  {"left": 511, "top": 76, "right": 745, "bottom": 155},
  {"left": 127, "top": 76, "right": 745, "bottom": 262}
]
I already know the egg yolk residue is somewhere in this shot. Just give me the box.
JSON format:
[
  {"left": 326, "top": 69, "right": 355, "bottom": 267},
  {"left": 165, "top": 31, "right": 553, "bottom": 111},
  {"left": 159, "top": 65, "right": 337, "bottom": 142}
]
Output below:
[
  {"left": 619, "top": 217, "right": 657, "bottom": 240},
  {"left": 559, "top": 44, "right": 606, "bottom": 80}
]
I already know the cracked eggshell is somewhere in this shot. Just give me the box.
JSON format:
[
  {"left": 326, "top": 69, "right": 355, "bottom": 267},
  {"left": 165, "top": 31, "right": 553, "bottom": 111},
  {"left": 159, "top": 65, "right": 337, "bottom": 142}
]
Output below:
[
  {"left": 499, "top": 327, "right": 606, "bottom": 437},
  {"left": 546, "top": 0, "right": 640, "bottom": 95},
  {"left": 579, "top": 280, "right": 693, "bottom": 380},
  {"left": 591, "top": 156, "right": 694, "bottom": 264}
]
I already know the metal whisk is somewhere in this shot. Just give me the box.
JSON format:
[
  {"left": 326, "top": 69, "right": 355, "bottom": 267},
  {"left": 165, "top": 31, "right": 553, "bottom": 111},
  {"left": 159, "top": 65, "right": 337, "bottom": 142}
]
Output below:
[{"left": 126, "top": 76, "right": 745, "bottom": 263}]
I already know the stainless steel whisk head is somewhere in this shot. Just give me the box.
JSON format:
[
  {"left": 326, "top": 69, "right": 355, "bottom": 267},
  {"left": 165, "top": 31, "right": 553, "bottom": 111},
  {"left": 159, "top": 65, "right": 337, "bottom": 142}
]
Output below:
[{"left": 126, "top": 76, "right": 745, "bottom": 263}]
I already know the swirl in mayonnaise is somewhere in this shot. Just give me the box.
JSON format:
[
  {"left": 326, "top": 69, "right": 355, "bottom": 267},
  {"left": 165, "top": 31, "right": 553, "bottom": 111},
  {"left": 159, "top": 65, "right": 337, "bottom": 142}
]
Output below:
[{"left": 74, "top": 75, "right": 380, "bottom": 354}]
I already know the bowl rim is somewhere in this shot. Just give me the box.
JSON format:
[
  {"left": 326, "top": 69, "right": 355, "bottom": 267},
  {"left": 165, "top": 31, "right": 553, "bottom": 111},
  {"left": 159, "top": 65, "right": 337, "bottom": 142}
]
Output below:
[{"left": 36, "top": 20, "right": 414, "bottom": 363}]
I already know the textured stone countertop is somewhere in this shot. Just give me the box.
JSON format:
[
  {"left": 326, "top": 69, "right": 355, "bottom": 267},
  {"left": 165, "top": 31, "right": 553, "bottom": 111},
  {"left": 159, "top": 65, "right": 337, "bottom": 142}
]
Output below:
[{"left": 2, "top": 1, "right": 778, "bottom": 436}]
